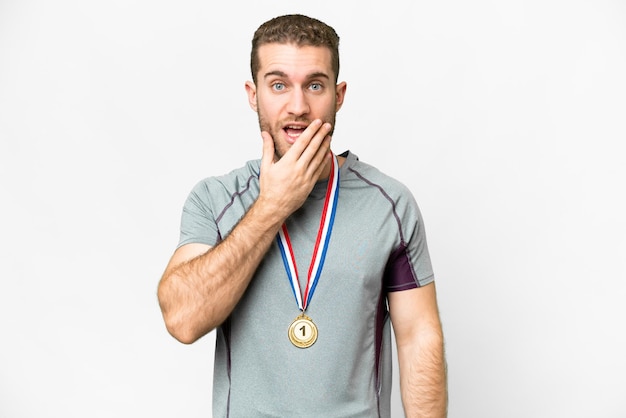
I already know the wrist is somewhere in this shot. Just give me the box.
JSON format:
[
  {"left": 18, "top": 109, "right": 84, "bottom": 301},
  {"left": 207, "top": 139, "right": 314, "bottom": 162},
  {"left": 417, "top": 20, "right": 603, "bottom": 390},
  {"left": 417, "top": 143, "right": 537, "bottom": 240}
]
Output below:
[{"left": 250, "top": 195, "right": 290, "bottom": 229}]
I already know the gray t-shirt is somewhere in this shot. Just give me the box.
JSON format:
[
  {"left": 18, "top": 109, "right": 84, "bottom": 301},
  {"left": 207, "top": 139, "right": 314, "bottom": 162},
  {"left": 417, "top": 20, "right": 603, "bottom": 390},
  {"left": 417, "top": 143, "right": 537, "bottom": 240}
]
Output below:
[{"left": 178, "top": 151, "right": 435, "bottom": 417}]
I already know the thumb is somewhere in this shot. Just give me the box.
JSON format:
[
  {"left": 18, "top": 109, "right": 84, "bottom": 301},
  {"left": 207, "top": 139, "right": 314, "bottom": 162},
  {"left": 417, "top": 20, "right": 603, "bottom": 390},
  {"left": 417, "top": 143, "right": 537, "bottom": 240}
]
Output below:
[{"left": 260, "top": 131, "right": 275, "bottom": 174}]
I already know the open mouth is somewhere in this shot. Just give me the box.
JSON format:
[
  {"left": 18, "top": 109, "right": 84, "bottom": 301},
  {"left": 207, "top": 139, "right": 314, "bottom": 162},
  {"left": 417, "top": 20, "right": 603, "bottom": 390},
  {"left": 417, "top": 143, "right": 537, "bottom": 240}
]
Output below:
[{"left": 283, "top": 124, "right": 307, "bottom": 143}]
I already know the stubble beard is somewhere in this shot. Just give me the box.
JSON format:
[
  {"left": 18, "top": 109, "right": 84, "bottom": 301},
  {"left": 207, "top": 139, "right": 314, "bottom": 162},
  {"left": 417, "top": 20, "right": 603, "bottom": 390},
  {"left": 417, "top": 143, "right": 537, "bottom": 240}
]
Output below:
[{"left": 256, "top": 104, "right": 337, "bottom": 161}]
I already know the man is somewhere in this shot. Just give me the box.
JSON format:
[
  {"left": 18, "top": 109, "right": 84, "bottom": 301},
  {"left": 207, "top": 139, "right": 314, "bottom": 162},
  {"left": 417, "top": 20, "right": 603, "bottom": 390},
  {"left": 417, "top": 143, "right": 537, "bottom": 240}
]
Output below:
[{"left": 158, "top": 14, "right": 447, "bottom": 418}]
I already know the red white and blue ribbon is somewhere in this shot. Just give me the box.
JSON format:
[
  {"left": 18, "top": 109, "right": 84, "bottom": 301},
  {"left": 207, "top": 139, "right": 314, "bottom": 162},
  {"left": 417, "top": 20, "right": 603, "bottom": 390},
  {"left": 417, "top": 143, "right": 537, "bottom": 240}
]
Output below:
[{"left": 277, "top": 154, "right": 340, "bottom": 312}]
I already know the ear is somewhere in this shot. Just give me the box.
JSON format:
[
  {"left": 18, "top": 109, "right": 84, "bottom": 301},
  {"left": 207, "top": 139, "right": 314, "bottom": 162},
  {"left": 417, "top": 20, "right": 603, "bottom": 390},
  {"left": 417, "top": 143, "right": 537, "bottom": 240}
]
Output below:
[
  {"left": 245, "top": 81, "right": 258, "bottom": 112},
  {"left": 335, "top": 81, "right": 347, "bottom": 112}
]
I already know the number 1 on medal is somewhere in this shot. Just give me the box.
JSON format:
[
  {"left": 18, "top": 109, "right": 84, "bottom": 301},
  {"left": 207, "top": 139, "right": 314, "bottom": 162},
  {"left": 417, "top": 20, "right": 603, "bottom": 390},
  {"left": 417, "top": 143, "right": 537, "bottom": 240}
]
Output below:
[{"left": 288, "top": 314, "right": 318, "bottom": 348}]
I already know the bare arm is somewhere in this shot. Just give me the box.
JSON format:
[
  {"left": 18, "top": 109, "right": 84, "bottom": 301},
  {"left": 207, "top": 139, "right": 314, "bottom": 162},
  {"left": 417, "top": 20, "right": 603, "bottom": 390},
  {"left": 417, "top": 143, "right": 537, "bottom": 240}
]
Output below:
[
  {"left": 157, "top": 120, "right": 333, "bottom": 344},
  {"left": 389, "top": 283, "right": 448, "bottom": 417}
]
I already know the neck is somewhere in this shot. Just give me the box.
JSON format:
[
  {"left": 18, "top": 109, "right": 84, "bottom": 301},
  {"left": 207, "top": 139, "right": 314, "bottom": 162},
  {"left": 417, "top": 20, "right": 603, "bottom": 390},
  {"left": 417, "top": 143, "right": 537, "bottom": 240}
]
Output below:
[{"left": 318, "top": 152, "right": 345, "bottom": 181}]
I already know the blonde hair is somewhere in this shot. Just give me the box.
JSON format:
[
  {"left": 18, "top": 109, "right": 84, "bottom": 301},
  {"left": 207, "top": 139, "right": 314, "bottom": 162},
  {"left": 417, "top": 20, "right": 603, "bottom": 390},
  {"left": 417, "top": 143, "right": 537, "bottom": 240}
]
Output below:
[{"left": 250, "top": 14, "right": 340, "bottom": 83}]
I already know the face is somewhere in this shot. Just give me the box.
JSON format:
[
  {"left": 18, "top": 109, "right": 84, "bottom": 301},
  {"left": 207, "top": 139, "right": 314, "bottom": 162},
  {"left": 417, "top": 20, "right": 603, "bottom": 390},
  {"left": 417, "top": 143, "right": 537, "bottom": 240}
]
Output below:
[{"left": 245, "top": 43, "right": 347, "bottom": 159}]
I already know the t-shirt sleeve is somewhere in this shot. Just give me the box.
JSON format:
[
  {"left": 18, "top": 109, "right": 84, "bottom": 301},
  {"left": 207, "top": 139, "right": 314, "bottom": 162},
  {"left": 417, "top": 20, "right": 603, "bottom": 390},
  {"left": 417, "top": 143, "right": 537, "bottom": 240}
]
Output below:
[
  {"left": 383, "top": 186, "right": 435, "bottom": 292},
  {"left": 177, "top": 179, "right": 221, "bottom": 248}
]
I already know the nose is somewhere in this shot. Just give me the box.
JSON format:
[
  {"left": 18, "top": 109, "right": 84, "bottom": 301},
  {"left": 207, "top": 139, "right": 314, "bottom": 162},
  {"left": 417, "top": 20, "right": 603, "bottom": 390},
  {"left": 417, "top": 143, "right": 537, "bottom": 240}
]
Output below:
[{"left": 286, "top": 88, "right": 310, "bottom": 117}]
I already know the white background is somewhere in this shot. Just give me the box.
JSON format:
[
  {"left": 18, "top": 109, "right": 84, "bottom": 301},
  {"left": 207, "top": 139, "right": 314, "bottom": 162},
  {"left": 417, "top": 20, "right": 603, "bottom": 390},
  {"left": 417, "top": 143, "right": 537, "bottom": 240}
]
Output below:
[{"left": 1, "top": 1, "right": 625, "bottom": 417}]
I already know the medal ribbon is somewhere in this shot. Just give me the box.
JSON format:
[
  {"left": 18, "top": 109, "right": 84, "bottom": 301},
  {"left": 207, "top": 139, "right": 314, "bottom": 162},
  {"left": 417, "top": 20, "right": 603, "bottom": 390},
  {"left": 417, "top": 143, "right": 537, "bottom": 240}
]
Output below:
[{"left": 277, "top": 154, "right": 340, "bottom": 312}]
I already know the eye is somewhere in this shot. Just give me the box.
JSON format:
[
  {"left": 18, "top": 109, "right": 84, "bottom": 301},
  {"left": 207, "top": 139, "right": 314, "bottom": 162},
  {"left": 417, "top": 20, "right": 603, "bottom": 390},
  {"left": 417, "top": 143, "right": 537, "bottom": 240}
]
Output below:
[
  {"left": 272, "top": 82, "right": 285, "bottom": 91},
  {"left": 309, "top": 82, "right": 322, "bottom": 91}
]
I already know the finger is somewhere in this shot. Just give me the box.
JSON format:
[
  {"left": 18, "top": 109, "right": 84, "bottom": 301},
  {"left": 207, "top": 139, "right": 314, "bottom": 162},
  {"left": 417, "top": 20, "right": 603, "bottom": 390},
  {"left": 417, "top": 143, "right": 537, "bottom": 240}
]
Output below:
[
  {"left": 307, "top": 136, "right": 332, "bottom": 178},
  {"left": 260, "top": 131, "right": 275, "bottom": 174},
  {"left": 285, "top": 119, "right": 325, "bottom": 160},
  {"left": 299, "top": 122, "right": 332, "bottom": 164}
]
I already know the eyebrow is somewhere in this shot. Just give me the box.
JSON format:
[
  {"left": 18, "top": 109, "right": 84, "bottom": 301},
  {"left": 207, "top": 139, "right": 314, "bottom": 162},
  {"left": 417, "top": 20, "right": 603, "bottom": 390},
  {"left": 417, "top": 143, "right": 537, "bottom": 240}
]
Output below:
[{"left": 263, "top": 70, "right": 330, "bottom": 81}]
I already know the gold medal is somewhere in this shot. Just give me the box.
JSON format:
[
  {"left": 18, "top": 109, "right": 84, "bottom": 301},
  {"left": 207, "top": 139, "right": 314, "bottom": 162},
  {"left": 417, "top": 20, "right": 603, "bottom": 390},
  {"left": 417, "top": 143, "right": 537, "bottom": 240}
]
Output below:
[
  {"left": 279, "top": 155, "right": 339, "bottom": 349},
  {"left": 288, "top": 313, "right": 318, "bottom": 348}
]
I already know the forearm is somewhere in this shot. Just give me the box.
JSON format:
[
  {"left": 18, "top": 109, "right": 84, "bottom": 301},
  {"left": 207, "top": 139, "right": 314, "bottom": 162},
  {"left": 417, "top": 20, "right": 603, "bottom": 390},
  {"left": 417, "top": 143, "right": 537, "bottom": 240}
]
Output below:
[
  {"left": 158, "top": 198, "right": 285, "bottom": 343},
  {"left": 398, "top": 330, "right": 448, "bottom": 417},
  {"left": 159, "top": 125, "right": 333, "bottom": 343}
]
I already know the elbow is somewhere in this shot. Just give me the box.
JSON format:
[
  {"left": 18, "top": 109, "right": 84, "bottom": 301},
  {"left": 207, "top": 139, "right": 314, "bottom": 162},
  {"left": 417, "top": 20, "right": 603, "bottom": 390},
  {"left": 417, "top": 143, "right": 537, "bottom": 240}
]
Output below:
[
  {"left": 159, "top": 302, "right": 217, "bottom": 345},
  {"left": 167, "top": 317, "right": 222, "bottom": 345},
  {"left": 164, "top": 320, "right": 202, "bottom": 345},
  {"left": 159, "top": 307, "right": 209, "bottom": 345},
  {"left": 157, "top": 279, "right": 220, "bottom": 344},
  {"left": 157, "top": 291, "right": 205, "bottom": 345},
  {"left": 159, "top": 308, "right": 191, "bottom": 344},
  {"left": 161, "top": 307, "right": 217, "bottom": 344}
]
